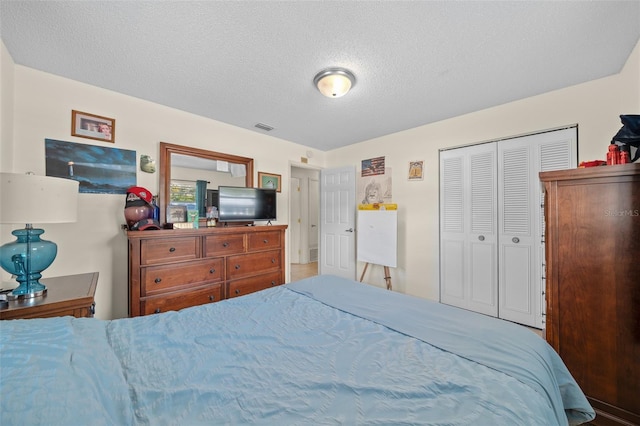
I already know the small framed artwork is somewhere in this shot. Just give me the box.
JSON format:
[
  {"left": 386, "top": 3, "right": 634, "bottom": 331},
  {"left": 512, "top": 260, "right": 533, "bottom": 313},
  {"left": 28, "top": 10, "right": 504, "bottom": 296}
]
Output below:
[
  {"left": 408, "top": 161, "right": 424, "bottom": 181},
  {"left": 71, "top": 110, "right": 116, "bottom": 143},
  {"left": 361, "top": 156, "right": 385, "bottom": 177},
  {"left": 167, "top": 205, "right": 187, "bottom": 223},
  {"left": 258, "top": 172, "right": 281, "bottom": 192}
]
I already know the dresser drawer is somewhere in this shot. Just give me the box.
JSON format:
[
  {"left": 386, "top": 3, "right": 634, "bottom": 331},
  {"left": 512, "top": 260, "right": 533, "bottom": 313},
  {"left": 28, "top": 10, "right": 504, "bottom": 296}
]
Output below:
[
  {"left": 226, "top": 249, "right": 281, "bottom": 280},
  {"left": 248, "top": 231, "right": 282, "bottom": 251},
  {"left": 141, "top": 237, "right": 199, "bottom": 265},
  {"left": 142, "top": 258, "right": 223, "bottom": 296},
  {"left": 227, "top": 271, "right": 282, "bottom": 299},
  {"left": 142, "top": 284, "right": 223, "bottom": 315},
  {"left": 204, "top": 233, "right": 246, "bottom": 257}
]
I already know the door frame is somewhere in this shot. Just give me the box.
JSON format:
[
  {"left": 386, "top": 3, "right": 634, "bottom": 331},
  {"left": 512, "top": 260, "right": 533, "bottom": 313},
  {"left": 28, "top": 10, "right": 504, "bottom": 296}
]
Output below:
[{"left": 288, "top": 161, "right": 322, "bottom": 281}]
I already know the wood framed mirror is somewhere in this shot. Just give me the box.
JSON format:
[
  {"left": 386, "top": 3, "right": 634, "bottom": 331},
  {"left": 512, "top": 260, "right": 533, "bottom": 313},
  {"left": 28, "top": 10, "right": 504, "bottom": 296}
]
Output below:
[{"left": 159, "top": 142, "right": 254, "bottom": 225}]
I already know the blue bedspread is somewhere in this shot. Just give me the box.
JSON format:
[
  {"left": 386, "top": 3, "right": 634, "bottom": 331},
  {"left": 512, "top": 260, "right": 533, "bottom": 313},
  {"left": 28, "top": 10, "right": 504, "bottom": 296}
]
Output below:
[{"left": 0, "top": 275, "right": 594, "bottom": 425}]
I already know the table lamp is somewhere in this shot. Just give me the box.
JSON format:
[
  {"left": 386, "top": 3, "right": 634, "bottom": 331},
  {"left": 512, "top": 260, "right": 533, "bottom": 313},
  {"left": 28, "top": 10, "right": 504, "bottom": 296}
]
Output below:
[{"left": 0, "top": 172, "right": 79, "bottom": 299}]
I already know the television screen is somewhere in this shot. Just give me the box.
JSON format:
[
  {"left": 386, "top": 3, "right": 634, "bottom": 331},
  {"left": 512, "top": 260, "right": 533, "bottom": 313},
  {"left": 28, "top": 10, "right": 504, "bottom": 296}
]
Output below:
[{"left": 218, "top": 186, "right": 277, "bottom": 222}]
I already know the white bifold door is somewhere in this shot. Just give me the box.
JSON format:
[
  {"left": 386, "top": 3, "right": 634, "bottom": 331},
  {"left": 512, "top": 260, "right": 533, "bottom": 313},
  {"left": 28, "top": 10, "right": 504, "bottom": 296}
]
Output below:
[{"left": 440, "top": 128, "right": 577, "bottom": 328}]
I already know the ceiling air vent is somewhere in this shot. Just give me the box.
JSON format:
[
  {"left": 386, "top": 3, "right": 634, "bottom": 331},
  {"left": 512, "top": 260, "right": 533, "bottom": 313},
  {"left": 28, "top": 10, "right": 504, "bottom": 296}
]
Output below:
[{"left": 254, "top": 123, "right": 274, "bottom": 132}]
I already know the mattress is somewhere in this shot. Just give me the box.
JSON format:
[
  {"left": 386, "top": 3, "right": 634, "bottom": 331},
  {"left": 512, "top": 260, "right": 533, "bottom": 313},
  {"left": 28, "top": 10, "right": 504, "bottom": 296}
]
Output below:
[{"left": 0, "top": 275, "right": 594, "bottom": 425}]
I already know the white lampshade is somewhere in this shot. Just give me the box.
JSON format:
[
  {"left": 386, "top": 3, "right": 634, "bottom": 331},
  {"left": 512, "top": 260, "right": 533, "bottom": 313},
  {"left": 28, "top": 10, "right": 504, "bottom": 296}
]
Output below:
[
  {"left": 314, "top": 68, "right": 356, "bottom": 98},
  {"left": 0, "top": 173, "right": 79, "bottom": 224}
]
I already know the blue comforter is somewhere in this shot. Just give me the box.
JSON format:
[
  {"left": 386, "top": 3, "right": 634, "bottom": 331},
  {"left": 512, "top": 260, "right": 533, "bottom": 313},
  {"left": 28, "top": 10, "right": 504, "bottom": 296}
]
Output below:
[{"left": 0, "top": 275, "right": 594, "bottom": 425}]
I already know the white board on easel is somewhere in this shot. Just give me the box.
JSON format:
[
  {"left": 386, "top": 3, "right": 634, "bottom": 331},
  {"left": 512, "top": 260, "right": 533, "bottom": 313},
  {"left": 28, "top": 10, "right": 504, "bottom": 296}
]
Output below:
[{"left": 357, "top": 210, "right": 397, "bottom": 267}]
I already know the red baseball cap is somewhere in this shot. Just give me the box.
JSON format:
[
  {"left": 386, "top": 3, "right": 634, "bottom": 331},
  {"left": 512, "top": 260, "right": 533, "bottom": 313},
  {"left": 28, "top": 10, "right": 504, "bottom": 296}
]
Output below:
[{"left": 126, "top": 186, "right": 152, "bottom": 206}]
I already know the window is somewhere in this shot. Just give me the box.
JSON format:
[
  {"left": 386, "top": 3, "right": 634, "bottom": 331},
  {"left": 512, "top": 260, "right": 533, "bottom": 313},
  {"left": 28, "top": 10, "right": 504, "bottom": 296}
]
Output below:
[{"left": 169, "top": 180, "right": 197, "bottom": 210}]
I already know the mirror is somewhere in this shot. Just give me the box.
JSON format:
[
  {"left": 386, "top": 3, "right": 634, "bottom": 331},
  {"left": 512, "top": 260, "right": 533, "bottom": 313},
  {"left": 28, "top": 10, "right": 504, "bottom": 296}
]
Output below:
[{"left": 159, "top": 142, "right": 254, "bottom": 225}]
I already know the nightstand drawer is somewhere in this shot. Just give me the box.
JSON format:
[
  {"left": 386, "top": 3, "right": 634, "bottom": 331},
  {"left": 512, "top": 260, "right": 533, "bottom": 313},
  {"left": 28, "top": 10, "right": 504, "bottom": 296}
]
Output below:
[
  {"left": 248, "top": 231, "right": 282, "bottom": 251},
  {"left": 142, "top": 259, "right": 223, "bottom": 296},
  {"left": 142, "top": 284, "right": 222, "bottom": 315},
  {"left": 226, "top": 249, "right": 281, "bottom": 280},
  {"left": 204, "top": 234, "right": 246, "bottom": 257},
  {"left": 227, "top": 271, "right": 282, "bottom": 299},
  {"left": 141, "top": 237, "right": 199, "bottom": 265}
]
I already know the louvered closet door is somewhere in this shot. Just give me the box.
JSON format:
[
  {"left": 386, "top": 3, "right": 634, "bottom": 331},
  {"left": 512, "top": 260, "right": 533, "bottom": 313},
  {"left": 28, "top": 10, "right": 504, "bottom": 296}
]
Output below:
[
  {"left": 497, "top": 128, "right": 577, "bottom": 328},
  {"left": 440, "top": 143, "right": 498, "bottom": 316}
]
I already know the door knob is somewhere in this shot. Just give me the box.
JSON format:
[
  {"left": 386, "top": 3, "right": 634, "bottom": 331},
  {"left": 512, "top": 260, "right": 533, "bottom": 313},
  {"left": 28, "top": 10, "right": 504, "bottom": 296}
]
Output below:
[
  {"left": 478, "top": 235, "right": 485, "bottom": 241},
  {"left": 512, "top": 237, "right": 520, "bottom": 243},
  {"left": 345, "top": 228, "right": 354, "bottom": 232}
]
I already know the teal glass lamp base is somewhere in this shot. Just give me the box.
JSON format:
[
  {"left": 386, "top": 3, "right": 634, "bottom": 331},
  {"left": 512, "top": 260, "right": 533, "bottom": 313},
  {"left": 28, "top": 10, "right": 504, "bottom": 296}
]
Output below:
[{"left": 0, "top": 227, "right": 57, "bottom": 299}]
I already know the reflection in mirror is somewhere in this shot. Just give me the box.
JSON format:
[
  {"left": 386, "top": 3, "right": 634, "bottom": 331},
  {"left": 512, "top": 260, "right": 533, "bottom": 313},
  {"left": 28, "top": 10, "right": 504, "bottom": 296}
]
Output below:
[{"left": 159, "top": 142, "right": 253, "bottom": 225}]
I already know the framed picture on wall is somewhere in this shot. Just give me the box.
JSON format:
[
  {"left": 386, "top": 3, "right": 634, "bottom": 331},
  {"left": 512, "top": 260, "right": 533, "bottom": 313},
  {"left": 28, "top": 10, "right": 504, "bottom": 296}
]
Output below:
[
  {"left": 71, "top": 110, "right": 116, "bottom": 143},
  {"left": 408, "top": 161, "right": 424, "bottom": 180},
  {"left": 258, "top": 172, "right": 281, "bottom": 192},
  {"left": 45, "top": 138, "right": 136, "bottom": 194}
]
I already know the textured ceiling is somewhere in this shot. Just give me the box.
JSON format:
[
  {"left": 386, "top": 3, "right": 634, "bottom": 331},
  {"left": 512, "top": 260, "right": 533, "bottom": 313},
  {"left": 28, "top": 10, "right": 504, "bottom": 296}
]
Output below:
[{"left": 1, "top": 1, "right": 639, "bottom": 152}]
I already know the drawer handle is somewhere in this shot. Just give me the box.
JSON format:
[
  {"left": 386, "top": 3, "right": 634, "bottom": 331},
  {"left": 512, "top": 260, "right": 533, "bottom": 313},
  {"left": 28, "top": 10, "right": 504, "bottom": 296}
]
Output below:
[
  {"left": 169, "top": 247, "right": 176, "bottom": 252},
  {"left": 271, "top": 258, "right": 276, "bottom": 263},
  {"left": 209, "top": 268, "right": 216, "bottom": 274},
  {"left": 154, "top": 308, "right": 161, "bottom": 314},
  {"left": 235, "top": 264, "right": 240, "bottom": 270},
  {"left": 263, "top": 239, "right": 268, "bottom": 244},
  {"left": 209, "top": 295, "right": 215, "bottom": 301},
  {"left": 223, "top": 242, "right": 229, "bottom": 247},
  {"left": 235, "top": 289, "right": 240, "bottom": 295},
  {"left": 154, "top": 277, "right": 162, "bottom": 283}
]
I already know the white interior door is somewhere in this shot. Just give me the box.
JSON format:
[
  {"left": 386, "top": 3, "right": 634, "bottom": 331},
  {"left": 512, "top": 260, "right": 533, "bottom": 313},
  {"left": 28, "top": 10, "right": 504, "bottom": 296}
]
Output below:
[
  {"left": 498, "top": 128, "right": 577, "bottom": 328},
  {"left": 320, "top": 166, "right": 356, "bottom": 279},
  {"left": 498, "top": 140, "right": 536, "bottom": 326},
  {"left": 441, "top": 127, "right": 577, "bottom": 328},
  {"left": 290, "top": 177, "right": 301, "bottom": 264},
  {"left": 308, "top": 178, "right": 319, "bottom": 261},
  {"left": 440, "top": 143, "right": 498, "bottom": 316}
]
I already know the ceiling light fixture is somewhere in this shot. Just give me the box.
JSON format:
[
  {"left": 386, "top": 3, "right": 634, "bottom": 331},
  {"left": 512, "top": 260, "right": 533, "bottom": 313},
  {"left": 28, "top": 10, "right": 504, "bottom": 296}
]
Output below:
[{"left": 313, "top": 68, "right": 355, "bottom": 98}]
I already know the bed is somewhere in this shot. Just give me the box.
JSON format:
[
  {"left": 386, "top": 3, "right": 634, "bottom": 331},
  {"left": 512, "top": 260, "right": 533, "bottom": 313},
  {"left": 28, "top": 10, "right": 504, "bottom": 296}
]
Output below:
[{"left": 0, "top": 275, "right": 594, "bottom": 425}]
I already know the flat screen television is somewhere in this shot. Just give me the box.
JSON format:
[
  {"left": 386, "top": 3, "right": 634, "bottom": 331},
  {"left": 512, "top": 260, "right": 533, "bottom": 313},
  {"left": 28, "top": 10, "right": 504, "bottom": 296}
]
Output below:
[{"left": 217, "top": 186, "right": 277, "bottom": 223}]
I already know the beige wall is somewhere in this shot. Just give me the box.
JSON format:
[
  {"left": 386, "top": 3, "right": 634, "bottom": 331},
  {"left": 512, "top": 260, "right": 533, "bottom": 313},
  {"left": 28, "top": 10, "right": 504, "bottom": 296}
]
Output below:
[
  {"left": 0, "top": 41, "right": 325, "bottom": 319},
  {"left": 0, "top": 42, "right": 15, "bottom": 172},
  {"left": 326, "top": 39, "right": 640, "bottom": 301},
  {"left": 2, "top": 38, "right": 638, "bottom": 318}
]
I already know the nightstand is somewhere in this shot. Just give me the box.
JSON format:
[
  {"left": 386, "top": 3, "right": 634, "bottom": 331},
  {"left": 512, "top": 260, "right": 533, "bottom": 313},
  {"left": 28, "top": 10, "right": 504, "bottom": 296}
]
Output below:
[{"left": 0, "top": 272, "right": 98, "bottom": 320}]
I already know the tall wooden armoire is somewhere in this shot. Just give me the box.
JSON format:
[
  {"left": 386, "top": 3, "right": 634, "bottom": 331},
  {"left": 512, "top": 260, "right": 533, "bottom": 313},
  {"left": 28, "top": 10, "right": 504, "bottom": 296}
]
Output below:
[{"left": 540, "top": 163, "right": 640, "bottom": 426}]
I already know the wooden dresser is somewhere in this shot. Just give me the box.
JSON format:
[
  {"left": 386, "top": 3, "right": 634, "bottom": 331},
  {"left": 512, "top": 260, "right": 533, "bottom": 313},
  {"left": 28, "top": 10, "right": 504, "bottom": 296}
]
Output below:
[
  {"left": 128, "top": 225, "right": 287, "bottom": 317},
  {"left": 540, "top": 163, "right": 639, "bottom": 426}
]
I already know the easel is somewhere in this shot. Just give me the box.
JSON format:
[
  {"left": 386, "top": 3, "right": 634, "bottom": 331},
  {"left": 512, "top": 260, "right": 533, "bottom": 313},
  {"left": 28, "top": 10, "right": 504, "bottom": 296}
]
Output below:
[
  {"left": 357, "top": 205, "right": 397, "bottom": 292},
  {"left": 360, "top": 262, "right": 392, "bottom": 291}
]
